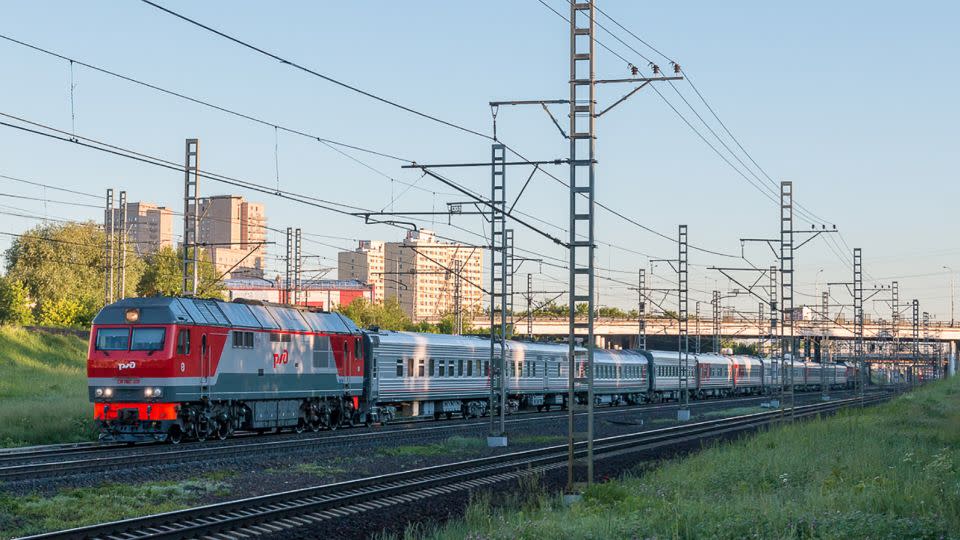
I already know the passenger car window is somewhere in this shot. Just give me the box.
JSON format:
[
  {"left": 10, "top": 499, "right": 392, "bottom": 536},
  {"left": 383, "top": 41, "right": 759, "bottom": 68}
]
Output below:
[
  {"left": 96, "top": 328, "right": 129, "bottom": 351},
  {"left": 130, "top": 328, "right": 165, "bottom": 351}
]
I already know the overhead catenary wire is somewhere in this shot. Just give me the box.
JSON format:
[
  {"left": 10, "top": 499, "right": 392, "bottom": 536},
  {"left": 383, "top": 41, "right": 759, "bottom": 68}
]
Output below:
[{"left": 136, "top": 0, "right": 744, "bottom": 261}]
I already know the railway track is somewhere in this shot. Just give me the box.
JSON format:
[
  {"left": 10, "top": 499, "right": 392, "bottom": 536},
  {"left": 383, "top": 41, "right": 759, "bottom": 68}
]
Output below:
[
  {"left": 0, "top": 390, "right": 864, "bottom": 481},
  {"left": 23, "top": 393, "right": 889, "bottom": 540},
  {"left": 0, "top": 389, "right": 868, "bottom": 481}
]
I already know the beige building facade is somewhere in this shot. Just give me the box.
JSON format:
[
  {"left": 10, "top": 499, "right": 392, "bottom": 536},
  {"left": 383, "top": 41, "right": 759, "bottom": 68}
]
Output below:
[
  {"left": 194, "top": 195, "right": 266, "bottom": 278},
  {"left": 111, "top": 202, "right": 174, "bottom": 256},
  {"left": 339, "top": 230, "right": 483, "bottom": 321},
  {"left": 337, "top": 240, "right": 385, "bottom": 302}
]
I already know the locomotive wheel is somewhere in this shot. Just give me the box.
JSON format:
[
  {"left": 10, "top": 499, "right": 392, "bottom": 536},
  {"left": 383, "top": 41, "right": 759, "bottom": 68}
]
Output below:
[
  {"left": 167, "top": 426, "right": 183, "bottom": 445},
  {"left": 196, "top": 417, "right": 212, "bottom": 442},
  {"left": 295, "top": 419, "right": 305, "bottom": 434},
  {"left": 215, "top": 422, "right": 230, "bottom": 441},
  {"left": 309, "top": 419, "right": 322, "bottom": 432}
]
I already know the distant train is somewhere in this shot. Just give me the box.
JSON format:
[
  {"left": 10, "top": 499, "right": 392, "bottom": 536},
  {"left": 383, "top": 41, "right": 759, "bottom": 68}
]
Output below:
[{"left": 88, "top": 297, "right": 854, "bottom": 443}]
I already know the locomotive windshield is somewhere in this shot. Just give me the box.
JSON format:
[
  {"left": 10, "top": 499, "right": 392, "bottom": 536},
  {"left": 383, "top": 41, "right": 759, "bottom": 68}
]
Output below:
[
  {"left": 131, "top": 328, "right": 166, "bottom": 351},
  {"left": 95, "top": 328, "right": 129, "bottom": 351}
]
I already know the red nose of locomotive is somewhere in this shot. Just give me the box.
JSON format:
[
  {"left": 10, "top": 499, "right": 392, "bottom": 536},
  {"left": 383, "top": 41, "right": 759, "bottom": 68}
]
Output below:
[{"left": 88, "top": 300, "right": 185, "bottom": 442}]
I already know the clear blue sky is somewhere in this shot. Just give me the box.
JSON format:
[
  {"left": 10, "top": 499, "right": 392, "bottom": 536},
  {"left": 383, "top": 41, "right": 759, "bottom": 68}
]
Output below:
[{"left": 0, "top": 1, "right": 957, "bottom": 323}]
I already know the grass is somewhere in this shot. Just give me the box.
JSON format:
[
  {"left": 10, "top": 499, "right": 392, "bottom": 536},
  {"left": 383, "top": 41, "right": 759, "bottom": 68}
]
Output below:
[
  {"left": 698, "top": 405, "right": 765, "bottom": 419},
  {"left": 0, "top": 474, "right": 230, "bottom": 539},
  {"left": 380, "top": 436, "right": 488, "bottom": 457},
  {"left": 417, "top": 378, "right": 960, "bottom": 540},
  {"left": 266, "top": 461, "right": 347, "bottom": 477},
  {"left": 511, "top": 435, "right": 564, "bottom": 446},
  {"left": 0, "top": 326, "right": 93, "bottom": 447}
]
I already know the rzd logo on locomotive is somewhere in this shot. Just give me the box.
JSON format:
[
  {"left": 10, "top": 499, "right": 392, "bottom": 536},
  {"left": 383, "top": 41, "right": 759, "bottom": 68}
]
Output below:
[
  {"left": 273, "top": 350, "right": 289, "bottom": 368},
  {"left": 118, "top": 361, "right": 137, "bottom": 371}
]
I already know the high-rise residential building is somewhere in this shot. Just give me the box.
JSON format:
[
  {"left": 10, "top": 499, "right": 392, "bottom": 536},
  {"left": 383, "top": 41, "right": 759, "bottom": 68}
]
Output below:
[
  {"left": 338, "top": 240, "right": 385, "bottom": 302},
  {"left": 110, "top": 201, "right": 174, "bottom": 256},
  {"left": 193, "top": 195, "right": 267, "bottom": 278},
  {"left": 339, "top": 230, "right": 484, "bottom": 321}
]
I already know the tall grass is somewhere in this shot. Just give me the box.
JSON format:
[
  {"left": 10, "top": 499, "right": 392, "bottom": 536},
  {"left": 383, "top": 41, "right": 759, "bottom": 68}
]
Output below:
[
  {"left": 425, "top": 379, "right": 960, "bottom": 539},
  {"left": 0, "top": 326, "right": 93, "bottom": 447}
]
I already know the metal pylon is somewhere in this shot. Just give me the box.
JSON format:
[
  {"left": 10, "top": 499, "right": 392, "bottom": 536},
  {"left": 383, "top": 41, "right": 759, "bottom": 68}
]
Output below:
[
  {"left": 490, "top": 143, "right": 508, "bottom": 441},
  {"left": 526, "top": 272, "right": 533, "bottom": 340},
  {"left": 294, "top": 228, "right": 302, "bottom": 305},
  {"left": 104, "top": 188, "right": 114, "bottom": 305},
  {"left": 118, "top": 190, "right": 127, "bottom": 300},
  {"left": 678, "top": 225, "right": 690, "bottom": 414},
  {"left": 285, "top": 227, "right": 293, "bottom": 304},
  {"left": 912, "top": 299, "right": 919, "bottom": 387},
  {"left": 853, "top": 248, "right": 864, "bottom": 402},
  {"left": 638, "top": 268, "right": 646, "bottom": 350},
  {"left": 892, "top": 281, "right": 900, "bottom": 375},
  {"left": 567, "top": 0, "right": 596, "bottom": 493},
  {"left": 821, "top": 290, "right": 829, "bottom": 400},
  {"left": 182, "top": 138, "right": 200, "bottom": 297},
  {"left": 712, "top": 289, "right": 721, "bottom": 353},
  {"left": 769, "top": 264, "right": 778, "bottom": 365},
  {"left": 780, "top": 181, "right": 795, "bottom": 417}
]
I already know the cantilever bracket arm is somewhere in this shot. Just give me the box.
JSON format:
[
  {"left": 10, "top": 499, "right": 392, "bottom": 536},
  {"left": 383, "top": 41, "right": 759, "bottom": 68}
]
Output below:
[
  {"left": 710, "top": 267, "right": 770, "bottom": 305},
  {"left": 541, "top": 103, "right": 568, "bottom": 138},
  {"left": 595, "top": 81, "right": 651, "bottom": 118}
]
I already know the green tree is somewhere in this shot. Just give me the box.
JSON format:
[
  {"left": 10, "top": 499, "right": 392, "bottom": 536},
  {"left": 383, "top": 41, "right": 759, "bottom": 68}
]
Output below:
[
  {"left": 0, "top": 277, "right": 34, "bottom": 325},
  {"left": 337, "top": 297, "right": 412, "bottom": 331},
  {"left": 4, "top": 221, "right": 145, "bottom": 326},
  {"left": 437, "top": 312, "right": 474, "bottom": 335},
  {"left": 137, "top": 246, "right": 224, "bottom": 299},
  {"left": 36, "top": 297, "right": 86, "bottom": 327}
]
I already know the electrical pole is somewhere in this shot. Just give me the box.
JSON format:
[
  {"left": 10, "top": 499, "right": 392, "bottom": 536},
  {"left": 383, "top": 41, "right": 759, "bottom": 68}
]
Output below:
[
  {"left": 118, "top": 190, "right": 127, "bottom": 300},
  {"left": 780, "top": 181, "right": 795, "bottom": 417},
  {"left": 285, "top": 227, "right": 293, "bottom": 304},
  {"left": 294, "top": 228, "right": 302, "bottom": 306},
  {"left": 637, "top": 268, "right": 646, "bottom": 350},
  {"left": 821, "top": 290, "right": 829, "bottom": 400},
  {"left": 525, "top": 272, "right": 532, "bottom": 340},
  {"left": 892, "top": 280, "right": 900, "bottom": 385},
  {"left": 104, "top": 188, "right": 114, "bottom": 305},
  {"left": 678, "top": 225, "right": 690, "bottom": 420},
  {"left": 712, "top": 290, "right": 721, "bottom": 353},
  {"left": 696, "top": 301, "right": 703, "bottom": 354},
  {"left": 912, "top": 299, "right": 920, "bottom": 388},
  {"left": 489, "top": 143, "right": 508, "bottom": 447},
  {"left": 182, "top": 138, "right": 200, "bottom": 297},
  {"left": 853, "top": 248, "right": 864, "bottom": 404},
  {"left": 454, "top": 261, "right": 464, "bottom": 336}
]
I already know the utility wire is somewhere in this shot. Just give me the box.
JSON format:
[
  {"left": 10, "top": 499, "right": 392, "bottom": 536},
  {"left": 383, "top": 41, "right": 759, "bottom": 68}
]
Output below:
[{"left": 137, "top": 0, "right": 742, "bottom": 261}]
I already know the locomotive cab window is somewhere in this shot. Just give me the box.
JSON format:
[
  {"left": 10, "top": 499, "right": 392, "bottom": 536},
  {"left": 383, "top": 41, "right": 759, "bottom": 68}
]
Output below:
[
  {"left": 131, "top": 328, "right": 165, "bottom": 351},
  {"left": 176, "top": 329, "right": 190, "bottom": 355},
  {"left": 96, "top": 328, "right": 129, "bottom": 351}
]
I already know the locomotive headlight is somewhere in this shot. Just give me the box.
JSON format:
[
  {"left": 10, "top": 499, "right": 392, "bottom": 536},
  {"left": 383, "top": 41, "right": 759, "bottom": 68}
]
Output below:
[
  {"left": 103, "top": 388, "right": 113, "bottom": 398},
  {"left": 124, "top": 308, "right": 140, "bottom": 323},
  {"left": 95, "top": 388, "right": 104, "bottom": 397},
  {"left": 153, "top": 387, "right": 162, "bottom": 397},
  {"left": 144, "top": 387, "right": 153, "bottom": 398}
]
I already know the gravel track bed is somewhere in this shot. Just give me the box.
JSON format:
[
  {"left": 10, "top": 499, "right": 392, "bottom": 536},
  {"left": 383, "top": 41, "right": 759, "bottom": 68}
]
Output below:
[{"left": 2, "top": 391, "right": 856, "bottom": 500}]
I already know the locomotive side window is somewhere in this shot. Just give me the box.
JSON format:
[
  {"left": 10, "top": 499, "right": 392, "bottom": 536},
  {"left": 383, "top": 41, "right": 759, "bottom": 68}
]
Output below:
[
  {"left": 270, "top": 333, "right": 292, "bottom": 343},
  {"left": 244, "top": 332, "right": 254, "bottom": 348},
  {"left": 176, "top": 329, "right": 190, "bottom": 355},
  {"left": 131, "top": 328, "right": 166, "bottom": 351},
  {"left": 354, "top": 339, "right": 361, "bottom": 358},
  {"left": 396, "top": 359, "right": 404, "bottom": 377},
  {"left": 313, "top": 336, "right": 332, "bottom": 368},
  {"left": 96, "top": 328, "right": 129, "bottom": 351}
]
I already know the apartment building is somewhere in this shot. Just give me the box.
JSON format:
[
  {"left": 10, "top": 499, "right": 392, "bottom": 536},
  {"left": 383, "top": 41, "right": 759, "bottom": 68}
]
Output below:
[
  {"left": 192, "top": 195, "right": 266, "bottom": 278},
  {"left": 109, "top": 201, "right": 174, "bottom": 256},
  {"left": 337, "top": 240, "right": 385, "bottom": 302}
]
